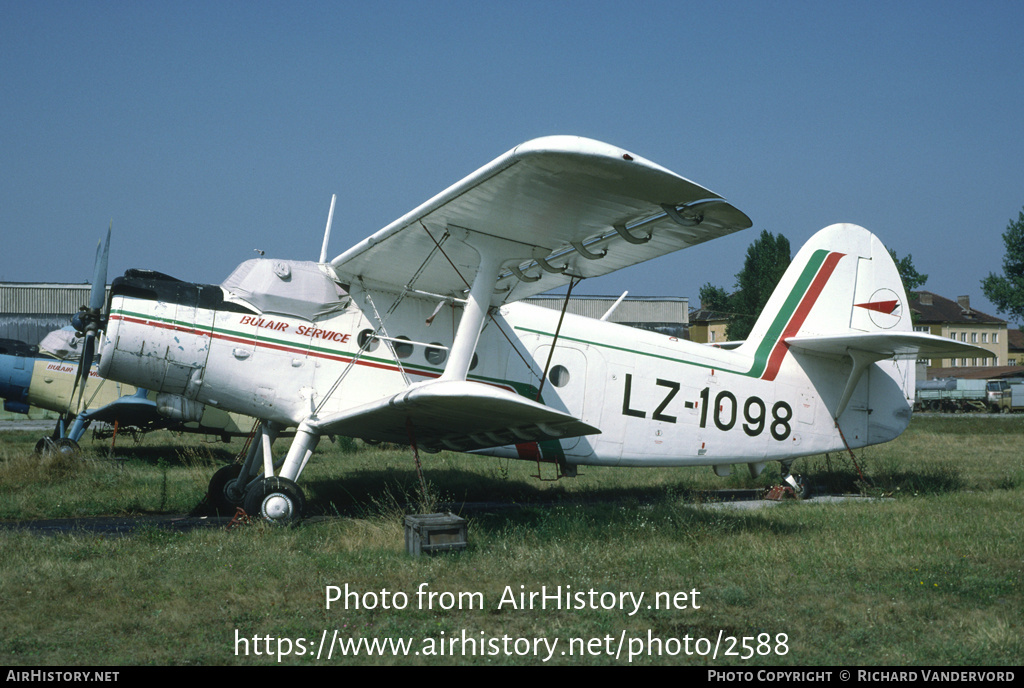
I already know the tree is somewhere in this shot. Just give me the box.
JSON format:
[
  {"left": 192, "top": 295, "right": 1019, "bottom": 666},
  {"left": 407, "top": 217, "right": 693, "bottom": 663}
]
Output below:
[
  {"left": 727, "top": 230, "right": 791, "bottom": 341},
  {"left": 981, "top": 207, "right": 1024, "bottom": 325},
  {"left": 698, "top": 282, "right": 730, "bottom": 312},
  {"left": 888, "top": 249, "right": 928, "bottom": 291}
]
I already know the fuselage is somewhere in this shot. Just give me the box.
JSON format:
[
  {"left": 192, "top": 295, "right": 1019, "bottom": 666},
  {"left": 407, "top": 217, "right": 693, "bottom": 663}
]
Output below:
[{"left": 99, "top": 269, "right": 914, "bottom": 471}]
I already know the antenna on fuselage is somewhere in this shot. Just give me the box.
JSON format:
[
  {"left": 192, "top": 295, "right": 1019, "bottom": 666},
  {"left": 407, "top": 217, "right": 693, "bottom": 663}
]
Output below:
[
  {"left": 600, "top": 291, "right": 628, "bottom": 321},
  {"left": 318, "top": 193, "right": 337, "bottom": 263}
]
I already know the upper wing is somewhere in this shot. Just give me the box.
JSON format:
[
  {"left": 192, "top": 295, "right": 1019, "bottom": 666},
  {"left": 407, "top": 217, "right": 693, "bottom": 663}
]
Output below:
[{"left": 330, "top": 136, "right": 751, "bottom": 303}]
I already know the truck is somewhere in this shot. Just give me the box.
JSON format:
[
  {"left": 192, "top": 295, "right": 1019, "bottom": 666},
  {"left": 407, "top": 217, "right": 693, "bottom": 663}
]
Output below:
[
  {"left": 1011, "top": 382, "right": 1024, "bottom": 412},
  {"left": 915, "top": 378, "right": 1013, "bottom": 413}
]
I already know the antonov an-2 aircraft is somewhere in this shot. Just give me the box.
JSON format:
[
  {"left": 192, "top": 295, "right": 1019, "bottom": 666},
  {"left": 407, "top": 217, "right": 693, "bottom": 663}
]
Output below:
[{"left": 94, "top": 136, "right": 988, "bottom": 524}]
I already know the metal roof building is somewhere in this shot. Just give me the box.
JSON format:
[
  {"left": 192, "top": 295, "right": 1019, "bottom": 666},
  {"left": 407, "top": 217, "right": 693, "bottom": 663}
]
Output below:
[
  {"left": 2, "top": 282, "right": 691, "bottom": 344},
  {"left": 523, "top": 294, "right": 689, "bottom": 337},
  {"left": 1, "top": 282, "right": 109, "bottom": 345}
]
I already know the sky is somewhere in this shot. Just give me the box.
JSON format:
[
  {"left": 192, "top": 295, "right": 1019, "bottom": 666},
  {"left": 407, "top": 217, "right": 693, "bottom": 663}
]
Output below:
[{"left": 3, "top": 0, "right": 1023, "bottom": 324}]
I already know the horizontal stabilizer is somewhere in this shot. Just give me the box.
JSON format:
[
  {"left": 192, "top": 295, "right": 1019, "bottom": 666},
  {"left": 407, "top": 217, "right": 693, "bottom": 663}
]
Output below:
[
  {"left": 310, "top": 380, "right": 600, "bottom": 452},
  {"left": 785, "top": 332, "right": 994, "bottom": 360},
  {"left": 787, "top": 331, "right": 994, "bottom": 419}
]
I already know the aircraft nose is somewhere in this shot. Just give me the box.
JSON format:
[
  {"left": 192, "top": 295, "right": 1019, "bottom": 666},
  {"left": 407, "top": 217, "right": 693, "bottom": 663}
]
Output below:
[{"left": 0, "top": 353, "right": 33, "bottom": 413}]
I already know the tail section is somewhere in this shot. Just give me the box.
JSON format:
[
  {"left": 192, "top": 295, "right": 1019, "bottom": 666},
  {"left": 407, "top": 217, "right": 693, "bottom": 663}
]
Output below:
[
  {"left": 740, "top": 223, "right": 909, "bottom": 383},
  {"left": 738, "top": 224, "right": 992, "bottom": 449},
  {"left": 735, "top": 224, "right": 913, "bottom": 449}
]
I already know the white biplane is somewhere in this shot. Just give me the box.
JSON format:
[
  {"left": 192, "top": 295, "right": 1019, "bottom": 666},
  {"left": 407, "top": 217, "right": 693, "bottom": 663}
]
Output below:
[{"left": 94, "top": 136, "right": 988, "bottom": 524}]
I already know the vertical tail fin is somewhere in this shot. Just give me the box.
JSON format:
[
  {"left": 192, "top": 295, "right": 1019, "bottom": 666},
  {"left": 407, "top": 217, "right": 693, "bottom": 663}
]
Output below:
[
  {"left": 735, "top": 223, "right": 990, "bottom": 450},
  {"left": 736, "top": 223, "right": 921, "bottom": 448},
  {"left": 739, "top": 223, "right": 910, "bottom": 382}
]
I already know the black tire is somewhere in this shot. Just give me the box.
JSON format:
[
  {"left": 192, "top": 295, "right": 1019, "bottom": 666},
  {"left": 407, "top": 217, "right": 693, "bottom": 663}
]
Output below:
[
  {"left": 243, "top": 477, "right": 306, "bottom": 526},
  {"left": 207, "top": 464, "right": 244, "bottom": 515},
  {"left": 35, "top": 437, "right": 80, "bottom": 457}
]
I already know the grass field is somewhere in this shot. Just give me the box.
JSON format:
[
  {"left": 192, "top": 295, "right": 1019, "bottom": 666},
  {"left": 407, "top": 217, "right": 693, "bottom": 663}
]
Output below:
[{"left": 1, "top": 416, "right": 1021, "bottom": 666}]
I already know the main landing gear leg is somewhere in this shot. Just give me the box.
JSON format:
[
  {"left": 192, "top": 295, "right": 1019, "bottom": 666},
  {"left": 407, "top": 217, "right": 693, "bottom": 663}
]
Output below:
[
  {"left": 207, "top": 421, "right": 282, "bottom": 515},
  {"left": 35, "top": 413, "right": 84, "bottom": 457},
  {"left": 780, "top": 459, "right": 809, "bottom": 499},
  {"left": 242, "top": 421, "right": 320, "bottom": 526}
]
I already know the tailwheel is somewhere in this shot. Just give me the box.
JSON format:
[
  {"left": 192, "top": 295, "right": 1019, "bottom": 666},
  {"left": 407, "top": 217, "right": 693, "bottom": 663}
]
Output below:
[
  {"left": 779, "top": 460, "right": 810, "bottom": 499},
  {"left": 207, "top": 464, "right": 245, "bottom": 515},
  {"left": 784, "top": 474, "right": 810, "bottom": 499},
  {"left": 244, "top": 477, "right": 306, "bottom": 526}
]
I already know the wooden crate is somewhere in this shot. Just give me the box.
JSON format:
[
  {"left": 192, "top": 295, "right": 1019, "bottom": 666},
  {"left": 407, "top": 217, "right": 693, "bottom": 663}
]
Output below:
[{"left": 404, "top": 513, "right": 468, "bottom": 556}]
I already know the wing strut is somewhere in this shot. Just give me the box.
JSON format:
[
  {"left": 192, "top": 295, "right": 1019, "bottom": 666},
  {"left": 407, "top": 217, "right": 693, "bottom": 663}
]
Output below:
[
  {"left": 536, "top": 276, "right": 580, "bottom": 401},
  {"left": 832, "top": 348, "right": 889, "bottom": 419},
  {"left": 439, "top": 237, "right": 504, "bottom": 382}
]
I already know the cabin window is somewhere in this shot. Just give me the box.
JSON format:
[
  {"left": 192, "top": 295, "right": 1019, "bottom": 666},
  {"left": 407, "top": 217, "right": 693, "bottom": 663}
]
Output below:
[
  {"left": 357, "top": 329, "right": 380, "bottom": 352},
  {"left": 393, "top": 336, "right": 414, "bottom": 359},
  {"left": 548, "top": 365, "right": 570, "bottom": 388},
  {"left": 425, "top": 343, "right": 447, "bottom": 366}
]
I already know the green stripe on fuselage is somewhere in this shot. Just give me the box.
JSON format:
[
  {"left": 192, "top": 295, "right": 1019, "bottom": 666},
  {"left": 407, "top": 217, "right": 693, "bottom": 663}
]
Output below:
[
  {"left": 746, "top": 249, "right": 830, "bottom": 378},
  {"left": 109, "top": 304, "right": 544, "bottom": 402},
  {"left": 514, "top": 249, "right": 832, "bottom": 379}
]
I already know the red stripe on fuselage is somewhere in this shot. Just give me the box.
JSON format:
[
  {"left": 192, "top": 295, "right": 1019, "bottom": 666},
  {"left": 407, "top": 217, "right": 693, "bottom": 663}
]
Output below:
[
  {"left": 108, "top": 312, "right": 443, "bottom": 378},
  {"left": 108, "top": 311, "right": 524, "bottom": 401},
  {"left": 761, "top": 252, "right": 845, "bottom": 381}
]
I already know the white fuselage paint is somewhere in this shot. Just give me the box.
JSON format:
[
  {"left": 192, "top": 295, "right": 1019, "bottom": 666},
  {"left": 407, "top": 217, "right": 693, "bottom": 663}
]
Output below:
[{"left": 99, "top": 281, "right": 913, "bottom": 471}]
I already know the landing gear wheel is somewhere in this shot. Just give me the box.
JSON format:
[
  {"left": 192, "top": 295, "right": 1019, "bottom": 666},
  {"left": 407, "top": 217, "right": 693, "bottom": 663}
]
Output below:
[
  {"left": 56, "top": 438, "right": 80, "bottom": 456},
  {"left": 207, "top": 464, "right": 244, "bottom": 515},
  {"left": 35, "top": 437, "right": 80, "bottom": 457},
  {"left": 244, "top": 477, "right": 306, "bottom": 526}
]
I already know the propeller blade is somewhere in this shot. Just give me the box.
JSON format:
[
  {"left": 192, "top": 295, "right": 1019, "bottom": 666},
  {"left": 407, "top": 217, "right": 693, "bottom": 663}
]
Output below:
[
  {"left": 74, "top": 332, "right": 96, "bottom": 415},
  {"left": 70, "top": 224, "right": 111, "bottom": 417},
  {"left": 90, "top": 223, "right": 111, "bottom": 312}
]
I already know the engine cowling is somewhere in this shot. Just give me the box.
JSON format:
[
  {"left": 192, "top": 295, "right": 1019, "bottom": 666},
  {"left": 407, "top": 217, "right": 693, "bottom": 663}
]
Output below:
[{"left": 99, "top": 270, "right": 240, "bottom": 399}]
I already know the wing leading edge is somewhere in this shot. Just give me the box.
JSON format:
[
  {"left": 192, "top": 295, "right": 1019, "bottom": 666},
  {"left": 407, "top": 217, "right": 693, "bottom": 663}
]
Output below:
[{"left": 330, "top": 136, "right": 751, "bottom": 304}]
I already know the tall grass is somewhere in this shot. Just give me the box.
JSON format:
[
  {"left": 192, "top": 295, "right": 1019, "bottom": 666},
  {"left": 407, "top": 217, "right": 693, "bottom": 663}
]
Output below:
[{"left": 0, "top": 416, "right": 1021, "bottom": 665}]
